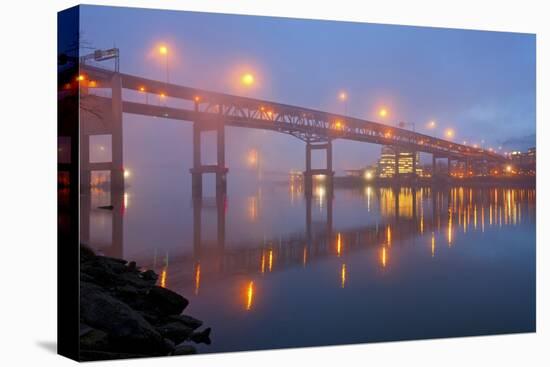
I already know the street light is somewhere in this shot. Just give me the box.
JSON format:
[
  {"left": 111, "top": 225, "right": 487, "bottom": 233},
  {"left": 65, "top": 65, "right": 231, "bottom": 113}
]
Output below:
[
  {"left": 445, "top": 128, "right": 455, "bottom": 139},
  {"left": 378, "top": 107, "right": 388, "bottom": 118},
  {"left": 241, "top": 73, "right": 255, "bottom": 87},
  {"left": 338, "top": 91, "right": 348, "bottom": 115},
  {"left": 158, "top": 44, "right": 169, "bottom": 84},
  {"left": 427, "top": 120, "right": 436, "bottom": 129}
]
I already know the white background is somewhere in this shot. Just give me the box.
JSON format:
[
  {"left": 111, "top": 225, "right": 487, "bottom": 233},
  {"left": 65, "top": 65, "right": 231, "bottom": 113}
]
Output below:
[{"left": 0, "top": 0, "right": 547, "bottom": 365}]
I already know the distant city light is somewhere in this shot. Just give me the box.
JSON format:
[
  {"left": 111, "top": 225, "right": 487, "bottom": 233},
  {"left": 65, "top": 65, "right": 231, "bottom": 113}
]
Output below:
[
  {"left": 124, "top": 169, "right": 131, "bottom": 179},
  {"left": 445, "top": 128, "right": 455, "bottom": 139},
  {"left": 139, "top": 86, "right": 146, "bottom": 92},
  {"left": 76, "top": 74, "right": 86, "bottom": 82},
  {"left": 364, "top": 171, "right": 373, "bottom": 180},
  {"left": 338, "top": 91, "right": 347, "bottom": 101},
  {"left": 506, "top": 165, "right": 512, "bottom": 173},
  {"left": 427, "top": 120, "right": 436, "bottom": 129}
]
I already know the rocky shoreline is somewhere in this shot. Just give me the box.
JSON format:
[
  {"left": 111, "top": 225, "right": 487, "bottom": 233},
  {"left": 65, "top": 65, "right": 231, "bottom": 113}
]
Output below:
[{"left": 79, "top": 245, "right": 210, "bottom": 361}]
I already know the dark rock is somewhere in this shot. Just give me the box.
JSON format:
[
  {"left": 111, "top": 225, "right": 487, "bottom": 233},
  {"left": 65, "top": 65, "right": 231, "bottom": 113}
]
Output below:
[
  {"left": 80, "top": 281, "right": 168, "bottom": 355},
  {"left": 166, "top": 314, "right": 203, "bottom": 330},
  {"left": 112, "top": 284, "right": 147, "bottom": 305},
  {"left": 79, "top": 350, "right": 149, "bottom": 361},
  {"left": 127, "top": 261, "right": 137, "bottom": 272},
  {"left": 80, "top": 322, "right": 94, "bottom": 337},
  {"left": 118, "top": 271, "right": 156, "bottom": 290},
  {"left": 95, "top": 256, "right": 128, "bottom": 274},
  {"left": 144, "top": 286, "right": 189, "bottom": 316},
  {"left": 141, "top": 269, "right": 158, "bottom": 281},
  {"left": 80, "top": 327, "right": 110, "bottom": 351},
  {"left": 156, "top": 321, "right": 194, "bottom": 344},
  {"left": 163, "top": 338, "right": 176, "bottom": 352},
  {"left": 190, "top": 327, "right": 211, "bottom": 345},
  {"left": 80, "top": 244, "right": 96, "bottom": 262},
  {"left": 172, "top": 343, "right": 197, "bottom": 355},
  {"left": 80, "top": 272, "right": 95, "bottom": 283}
]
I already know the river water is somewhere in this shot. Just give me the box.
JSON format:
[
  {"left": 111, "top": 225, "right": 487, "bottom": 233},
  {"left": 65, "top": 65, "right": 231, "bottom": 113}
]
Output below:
[{"left": 83, "top": 173, "right": 536, "bottom": 353}]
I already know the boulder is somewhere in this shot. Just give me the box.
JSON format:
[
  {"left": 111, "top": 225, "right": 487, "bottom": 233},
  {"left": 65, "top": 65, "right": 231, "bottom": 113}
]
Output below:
[
  {"left": 166, "top": 314, "right": 203, "bottom": 330},
  {"left": 144, "top": 286, "right": 189, "bottom": 316},
  {"left": 172, "top": 343, "right": 197, "bottom": 356},
  {"left": 141, "top": 269, "right": 158, "bottom": 281},
  {"left": 80, "top": 281, "right": 168, "bottom": 355},
  {"left": 156, "top": 321, "right": 194, "bottom": 344},
  {"left": 80, "top": 327, "right": 110, "bottom": 351},
  {"left": 190, "top": 327, "right": 211, "bottom": 345}
]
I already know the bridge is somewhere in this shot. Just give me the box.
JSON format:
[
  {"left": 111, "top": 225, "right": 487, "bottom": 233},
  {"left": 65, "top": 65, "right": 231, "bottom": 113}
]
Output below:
[{"left": 76, "top": 58, "right": 507, "bottom": 198}]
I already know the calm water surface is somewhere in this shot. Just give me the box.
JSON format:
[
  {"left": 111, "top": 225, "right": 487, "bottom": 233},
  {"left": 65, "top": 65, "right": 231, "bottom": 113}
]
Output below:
[{"left": 83, "top": 173, "right": 536, "bottom": 353}]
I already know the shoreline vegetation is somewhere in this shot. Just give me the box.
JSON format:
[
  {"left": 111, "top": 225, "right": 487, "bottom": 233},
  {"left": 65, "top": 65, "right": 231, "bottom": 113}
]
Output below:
[{"left": 79, "top": 245, "right": 210, "bottom": 361}]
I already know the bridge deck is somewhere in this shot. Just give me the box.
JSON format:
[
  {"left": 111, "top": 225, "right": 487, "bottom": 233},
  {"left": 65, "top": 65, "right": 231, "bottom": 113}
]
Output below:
[{"left": 81, "top": 64, "right": 506, "bottom": 163}]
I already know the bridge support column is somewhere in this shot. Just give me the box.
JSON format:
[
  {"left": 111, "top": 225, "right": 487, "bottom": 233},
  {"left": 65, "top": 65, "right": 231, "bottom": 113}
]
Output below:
[
  {"left": 412, "top": 151, "right": 417, "bottom": 179},
  {"left": 447, "top": 157, "right": 452, "bottom": 177},
  {"left": 190, "top": 117, "right": 227, "bottom": 198},
  {"left": 303, "top": 140, "right": 334, "bottom": 198},
  {"left": 432, "top": 155, "right": 437, "bottom": 177},
  {"left": 394, "top": 148, "right": 400, "bottom": 181},
  {"left": 191, "top": 123, "right": 203, "bottom": 198},
  {"left": 111, "top": 74, "right": 124, "bottom": 190}
]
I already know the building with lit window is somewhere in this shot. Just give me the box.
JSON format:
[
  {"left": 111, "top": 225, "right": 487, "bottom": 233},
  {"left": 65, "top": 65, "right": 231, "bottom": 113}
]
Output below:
[
  {"left": 509, "top": 147, "right": 536, "bottom": 175},
  {"left": 378, "top": 146, "right": 397, "bottom": 178},
  {"left": 377, "top": 146, "right": 422, "bottom": 178}
]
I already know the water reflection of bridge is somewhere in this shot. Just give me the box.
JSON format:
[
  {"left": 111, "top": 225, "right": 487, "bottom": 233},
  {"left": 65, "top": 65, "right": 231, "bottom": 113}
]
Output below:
[{"left": 83, "top": 185, "right": 535, "bottom": 293}]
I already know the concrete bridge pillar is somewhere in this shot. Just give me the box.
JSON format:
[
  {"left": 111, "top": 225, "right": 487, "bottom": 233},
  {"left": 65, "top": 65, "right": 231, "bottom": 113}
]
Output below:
[
  {"left": 432, "top": 154, "right": 437, "bottom": 177},
  {"left": 394, "top": 148, "right": 400, "bottom": 180},
  {"left": 303, "top": 140, "right": 334, "bottom": 197},
  {"left": 107, "top": 74, "right": 125, "bottom": 190},
  {"left": 191, "top": 104, "right": 227, "bottom": 198},
  {"left": 447, "top": 157, "right": 452, "bottom": 177},
  {"left": 412, "top": 151, "right": 417, "bottom": 178}
]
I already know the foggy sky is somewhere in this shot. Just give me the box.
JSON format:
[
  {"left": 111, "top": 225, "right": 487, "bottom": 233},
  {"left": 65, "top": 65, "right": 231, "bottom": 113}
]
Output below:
[{"left": 79, "top": 5, "right": 536, "bottom": 174}]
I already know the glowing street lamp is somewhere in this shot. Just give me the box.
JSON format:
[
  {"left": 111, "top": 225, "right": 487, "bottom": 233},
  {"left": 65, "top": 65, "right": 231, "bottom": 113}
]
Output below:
[
  {"left": 241, "top": 73, "right": 255, "bottom": 87},
  {"left": 378, "top": 107, "right": 388, "bottom": 118},
  {"left": 139, "top": 86, "right": 148, "bottom": 104},
  {"left": 338, "top": 91, "right": 348, "bottom": 115},
  {"left": 445, "top": 128, "right": 455, "bottom": 139},
  {"left": 427, "top": 120, "right": 436, "bottom": 129},
  {"left": 158, "top": 44, "right": 169, "bottom": 84}
]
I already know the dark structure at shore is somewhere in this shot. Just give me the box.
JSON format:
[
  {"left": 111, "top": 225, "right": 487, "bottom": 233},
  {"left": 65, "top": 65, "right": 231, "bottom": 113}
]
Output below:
[{"left": 79, "top": 245, "right": 210, "bottom": 361}]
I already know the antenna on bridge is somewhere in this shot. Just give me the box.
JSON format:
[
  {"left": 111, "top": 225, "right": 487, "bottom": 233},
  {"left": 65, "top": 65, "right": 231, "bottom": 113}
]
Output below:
[{"left": 80, "top": 48, "right": 120, "bottom": 72}]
